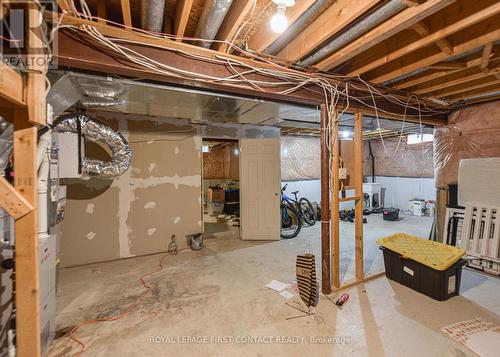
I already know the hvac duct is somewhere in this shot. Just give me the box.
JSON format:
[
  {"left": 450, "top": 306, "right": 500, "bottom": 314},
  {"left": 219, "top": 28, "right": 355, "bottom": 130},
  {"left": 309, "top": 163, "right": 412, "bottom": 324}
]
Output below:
[
  {"left": 194, "top": 0, "right": 233, "bottom": 48},
  {"left": 264, "top": 0, "right": 329, "bottom": 55},
  {"left": 141, "top": 0, "right": 166, "bottom": 32},
  {"left": 300, "top": 0, "right": 408, "bottom": 67},
  {"left": 53, "top": 113, "right": 131, "bottom": 178}
]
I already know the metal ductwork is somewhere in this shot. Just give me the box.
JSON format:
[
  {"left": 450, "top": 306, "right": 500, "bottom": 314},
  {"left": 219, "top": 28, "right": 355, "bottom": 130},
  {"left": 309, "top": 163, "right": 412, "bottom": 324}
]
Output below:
[
  {"left": 264, "top": 0, "right": 329, "bottom": 55},
  {"left": 53, "top": 113, "right": 132, "bottom": 178},
  {"left": 300, "top": 0, "right": 408, "bottom": 67},
  {"left": 141, "top": 0, "right": 167, "bottom": 32},
  {"left": 194, "top": 0, "right": 233, "bottom": 48}
]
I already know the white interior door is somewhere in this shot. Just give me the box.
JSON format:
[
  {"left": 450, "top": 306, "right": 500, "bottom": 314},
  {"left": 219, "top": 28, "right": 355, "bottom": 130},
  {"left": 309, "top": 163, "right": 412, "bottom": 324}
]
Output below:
[{"left": 240, "top": 138, "right": 280, "bottom": 240}]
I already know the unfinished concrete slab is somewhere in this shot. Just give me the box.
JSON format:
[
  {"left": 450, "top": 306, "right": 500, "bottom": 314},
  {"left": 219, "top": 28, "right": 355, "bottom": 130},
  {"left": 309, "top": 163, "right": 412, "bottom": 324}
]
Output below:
[{"left": 48, "top": 216, "right": 499, "bottom": 356}]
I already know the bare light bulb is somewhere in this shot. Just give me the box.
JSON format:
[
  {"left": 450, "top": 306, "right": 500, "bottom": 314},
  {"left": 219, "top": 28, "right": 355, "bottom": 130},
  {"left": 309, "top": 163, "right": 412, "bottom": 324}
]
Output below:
[{"left": 270, "top": 6, "right": 288, "bottom": 33}]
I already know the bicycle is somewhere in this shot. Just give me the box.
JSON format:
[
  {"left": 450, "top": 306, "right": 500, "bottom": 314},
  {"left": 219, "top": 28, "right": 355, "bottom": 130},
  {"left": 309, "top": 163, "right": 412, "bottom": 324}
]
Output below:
[
  {"left": 280, "top": 184, "right": 317, "bottom": 239},
  {"left": 280, "top": 185, "right": 301, "bottom": 239}
]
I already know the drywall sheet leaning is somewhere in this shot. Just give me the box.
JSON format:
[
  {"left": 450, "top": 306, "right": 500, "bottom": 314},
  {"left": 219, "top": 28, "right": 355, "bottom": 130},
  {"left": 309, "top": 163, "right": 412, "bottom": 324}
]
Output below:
[{"left": 434, "top": 100, "right": 500, "bottom": 189}]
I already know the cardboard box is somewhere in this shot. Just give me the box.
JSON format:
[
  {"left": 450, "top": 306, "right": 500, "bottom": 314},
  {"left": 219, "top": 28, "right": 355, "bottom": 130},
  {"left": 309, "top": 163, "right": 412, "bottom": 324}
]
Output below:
[
  {"left": 208, "top": 202, "right": 224, "bottom": 215},
  {"left": 207, "top": 187, "right": 225, "bottom": 202}
]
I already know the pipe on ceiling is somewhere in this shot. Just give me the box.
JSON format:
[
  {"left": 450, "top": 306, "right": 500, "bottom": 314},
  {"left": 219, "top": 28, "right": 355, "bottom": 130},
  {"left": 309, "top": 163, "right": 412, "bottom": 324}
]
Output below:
[
  {"left": 264, "top": 0, "right": 329, "bottom": 55},
  {"left": 141, "top": 0, "right": 166, "bottom": 33},
  {"left": 300, "top": 0, "right": 408, "bottom": 67},
  {"left": 194, "top": 0, "right": 234, "bottom": 48}
]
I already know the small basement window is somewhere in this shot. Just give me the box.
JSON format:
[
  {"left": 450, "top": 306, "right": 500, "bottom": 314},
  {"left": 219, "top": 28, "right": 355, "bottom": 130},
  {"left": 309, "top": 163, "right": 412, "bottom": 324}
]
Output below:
[{"left": 407, "top": 133, "right": 434, "bottom": 144}]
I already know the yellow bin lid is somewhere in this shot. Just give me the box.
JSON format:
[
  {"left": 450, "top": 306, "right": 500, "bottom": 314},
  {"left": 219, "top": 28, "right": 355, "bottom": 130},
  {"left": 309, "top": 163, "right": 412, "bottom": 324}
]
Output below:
[{"left": 377, "top": 233, "right": 466, "bottom": 271}]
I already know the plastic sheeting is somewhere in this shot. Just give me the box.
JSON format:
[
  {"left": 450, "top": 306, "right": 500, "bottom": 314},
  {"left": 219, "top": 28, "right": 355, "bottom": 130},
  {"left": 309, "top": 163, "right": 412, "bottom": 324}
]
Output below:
[
  {"left": 434, "top": 100, "right": 500, "bottom": 189},
  {"left": 281, "top": 136, "right": 320, "bottom": 181},
  {"left": 458, "top": 158, "right": 500, "bottom": 207},
  {"left": 363, "top": 137, "right": 434, "bottom": 178}
]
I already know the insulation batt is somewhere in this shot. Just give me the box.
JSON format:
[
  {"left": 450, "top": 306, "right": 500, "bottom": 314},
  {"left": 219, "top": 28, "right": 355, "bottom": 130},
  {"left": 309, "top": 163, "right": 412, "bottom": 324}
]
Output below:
[
  {"left": 55, "top": 113, "right": 132, "bottom": 178},
  {"left": 363, "top": 137, "right": 434, "bottom": 178},
  {"left": 281, "top": 136, "right": 320, "bottom": 180},
  {"left": 434, "top": 100, "right": 500, "bottom": 189}
]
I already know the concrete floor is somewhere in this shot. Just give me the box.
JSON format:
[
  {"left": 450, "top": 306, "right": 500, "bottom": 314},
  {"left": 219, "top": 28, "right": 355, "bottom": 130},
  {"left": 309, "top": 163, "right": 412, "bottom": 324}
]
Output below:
[{"left": 48, "top": 215, "right": 500, "bottom": 356}]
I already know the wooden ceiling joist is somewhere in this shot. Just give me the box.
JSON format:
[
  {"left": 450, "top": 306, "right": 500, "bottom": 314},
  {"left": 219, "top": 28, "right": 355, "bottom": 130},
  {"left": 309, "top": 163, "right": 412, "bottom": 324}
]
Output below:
[
  {"left": 314, "top": 0, "right": 454, "bottom": 71},
  {"left": 51, "top": 13, "right": 448, "bottom": 123},
  {"left": 120, "top": 0, "right": 132, "bottom": 28},
  {"left": 415, "top": 66, "right": 500, "bottom": 95},
  {"left": 247, "top": 0, "right": 315, "bottom": 53},
  {"left": 346, "top": 2, "right": 500, "bottom": 77},
  {"left": 412, "top": 22, "right": 453, "bottom": 55},
  {"left": 174, "top": 0, "right": 194, "bottom": 41},
  {"left": 213, "top": 0, "right": 255, "bottom": 52},
  {"left": 480, "top": 42, "right": 494, "bottom": 71},
  {"left": 434, "top": 77, "right": 500, "bottom": 98},
  {"left": 370, "top": 27, "right": 500, "bottom": 83},
  {"left": 448, "top": 82, "right": 500, "bottom": 101},
  {"left": 276, "top": 0, "right": 381, "bottom": 62},
  {"left": 97, "top": 1, "right": 107, "bottom": 24}
]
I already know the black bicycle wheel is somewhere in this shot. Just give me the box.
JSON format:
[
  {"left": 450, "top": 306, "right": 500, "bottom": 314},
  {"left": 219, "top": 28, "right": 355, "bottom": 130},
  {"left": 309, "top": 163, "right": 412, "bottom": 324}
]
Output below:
[
  {"left": 281, "top": 204, "right": 302, "bottom": 239},
  {"left": 299, "top": 198, "right": 316, "bottom": 226}
]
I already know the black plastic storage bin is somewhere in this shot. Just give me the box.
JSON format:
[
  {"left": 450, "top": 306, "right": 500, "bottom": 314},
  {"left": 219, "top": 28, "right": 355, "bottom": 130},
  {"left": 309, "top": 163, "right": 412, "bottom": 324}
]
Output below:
[{"left": 380, "top": 246, "right": 466, "bottom": 301}]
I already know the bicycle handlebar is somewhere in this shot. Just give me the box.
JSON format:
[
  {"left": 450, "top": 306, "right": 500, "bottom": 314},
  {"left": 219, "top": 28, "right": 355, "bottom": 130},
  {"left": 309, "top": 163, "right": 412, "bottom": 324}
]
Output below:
[{"left": 281, "top": 183, "right": 288, "bottom": 192}]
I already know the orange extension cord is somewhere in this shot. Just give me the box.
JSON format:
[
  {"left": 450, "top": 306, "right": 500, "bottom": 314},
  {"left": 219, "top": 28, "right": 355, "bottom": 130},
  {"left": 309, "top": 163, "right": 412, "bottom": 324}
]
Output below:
[{"left": 69, "top": 248, "right": 190, "bottom": 356}]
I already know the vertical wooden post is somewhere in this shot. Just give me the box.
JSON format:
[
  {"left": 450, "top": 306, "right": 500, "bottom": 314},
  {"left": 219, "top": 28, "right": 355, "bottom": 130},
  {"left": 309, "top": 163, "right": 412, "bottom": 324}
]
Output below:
[
  {"left": 436, "top": 188, "right": 448, "bottom": 243},
  {"left": 354, "top": 112, "right": 364, "bottom": 280},
  {"left": 320, "top": 104, "right": 331, "bottom": 294},
  {"left": 330, "top": 107, "right": 340, "bottom": 290},
  {"left": 13, "top": 120, "right": 41, "bottom": 357},
  {"left": 26, "top": 4, "right": 47, "bottom": 126}
]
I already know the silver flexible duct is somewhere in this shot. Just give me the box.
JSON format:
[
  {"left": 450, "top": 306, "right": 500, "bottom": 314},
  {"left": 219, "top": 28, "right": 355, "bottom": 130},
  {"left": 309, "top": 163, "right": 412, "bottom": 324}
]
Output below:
[
  {"left": 264, "top": 0, "right": 329, "bottom": 55},
  {"left": 141, "top": 0, "right": 166, "bottom": 33},
  {"left": 195, "top": 0, "right": 233, "bottom": 48},
  {"left": 54, "top": 113, "right": 131, "bottom": 178},
  {"left": 300, "top": 0, "right": 407, "bottom": 66}
]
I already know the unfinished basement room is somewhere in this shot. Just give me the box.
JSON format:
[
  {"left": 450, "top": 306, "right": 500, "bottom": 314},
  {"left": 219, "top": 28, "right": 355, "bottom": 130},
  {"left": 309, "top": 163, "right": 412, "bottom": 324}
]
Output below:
[{"left": 1, "top": 0, "right": 500, "bottom": 356}]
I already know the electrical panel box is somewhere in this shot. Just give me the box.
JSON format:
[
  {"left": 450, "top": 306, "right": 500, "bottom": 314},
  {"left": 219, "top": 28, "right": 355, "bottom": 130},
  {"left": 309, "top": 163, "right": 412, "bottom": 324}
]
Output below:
[{"left": 58, "top": 132, "right": 84, "bottom": 179}]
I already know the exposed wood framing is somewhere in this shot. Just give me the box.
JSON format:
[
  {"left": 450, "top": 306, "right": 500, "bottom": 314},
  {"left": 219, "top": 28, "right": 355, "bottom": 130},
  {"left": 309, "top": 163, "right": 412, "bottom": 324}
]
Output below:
[
  {"left": 345, "top": 5, "right": 499, "bottom": 78},
  {"left": 0, "top": 177, "right": 34, "bottom": 220},
  {"left": 330, "top": 107, "right": 340, "bottom": 289},
  {"left": 412, "top": 22, "right": 453, "bottom": 55},
  {"left": 120, "top": 0, "right": 132, "bottom": 28},
  {"left": 247, "top": 0, "right": 315, "bottom": 53},
  {"left": 0, "top": 63, "right": 25, "bottom": 106},
  {"left": 173, "top": 0, "right": 194, "bottom": 41},
  {"left": 26, "top": 5, "right": 46, "bottom": 125},
  {"left": 97, "top": 1, "right": 107, "bottom": 24},
  {"left": 213, "top": 0, "right": 255, "bottom": 52},
  {"left": 320, "top": 104, "right": 331, "bottom": 294},
  {"left": 415, "top": 66, "right": 500, "bottom": 95},
  {"left": 428, "top": 61, "right": 467, "bottom": 70},
  {"left": 354, "top": 111, "right": 364, "bottom": 280},
  {"left": 57, "top": 0, "right": 71, "bottom": 13},
  {"left": 395, "top": 53, "right": 494, "bottom": 89},
  {"left": 435, "top": 77, "right": 500, "bottom": 98},
  {"left": 50, "top": 14, "right": 448, "bottom": 123},
  {"left": 480, "top": 43, "right": 494, "bottom": 71},
  {"left": 315, "top": 0, "right": 454, "bottom": 71},
  {"left": 447, "top": 82, "right": 500, "bottom": 101},
  {"left": 370, "top": 27, "right": 500, "bottom": 83},
  {"left": 277, "top": 0, "right": 381, "bottom": 62},
  {"left": 13, "top": 123, "right": 41, "bottom": 357}
]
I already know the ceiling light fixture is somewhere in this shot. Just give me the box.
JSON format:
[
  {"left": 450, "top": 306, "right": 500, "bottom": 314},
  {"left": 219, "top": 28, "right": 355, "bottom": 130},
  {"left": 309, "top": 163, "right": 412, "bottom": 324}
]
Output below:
[{"left": 270, "top": 0, "right": 295, "bottom": 34}]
